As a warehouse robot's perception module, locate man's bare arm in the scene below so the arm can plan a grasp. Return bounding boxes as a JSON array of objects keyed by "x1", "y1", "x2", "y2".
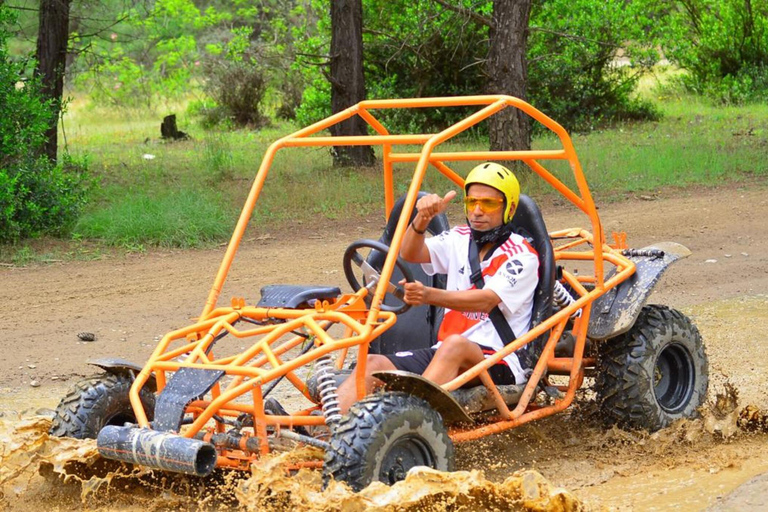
[{"x1": 403, "y1": 281, "x2": 501, "y2": 313}]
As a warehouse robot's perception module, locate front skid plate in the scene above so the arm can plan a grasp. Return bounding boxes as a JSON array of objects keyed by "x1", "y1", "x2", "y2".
[
  {"x1": 588, "y1": 241, "x2": 691, "y2": 340},
  {"x1": 373, "y1": 370, "x2": 473, "y2": 426}
]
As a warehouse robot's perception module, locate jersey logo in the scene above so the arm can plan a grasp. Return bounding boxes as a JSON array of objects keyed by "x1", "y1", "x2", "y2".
[
  {"x1": 505, "y1": 259, "x2": 524, "y2": 276},
  {"x1": 458, "y1": 265, "x2": 465, "y2": 274}
]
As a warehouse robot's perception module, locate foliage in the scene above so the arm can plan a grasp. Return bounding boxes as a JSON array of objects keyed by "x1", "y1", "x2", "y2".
[
  {"x1": 296, "y1": 0, "x2": 487, "y2": 131},
  {"x1": 527, "y1": 0, "x2": 663, "y2": 130},
  {"x1": 661, "y1": 0, "x2": 768, "y2": 104},
  {"x1": 0, "y1": 6, "x2": 90, "y2": 243},
  {"x1": 64, "y1": 0, "x2": 317, "y2": 119},
  {"x1": 296, "y1": 0, "x2": 660, "y2": 134},
  {"x1": 73, "y1": 0, "x2": 220, "y2": 109}
]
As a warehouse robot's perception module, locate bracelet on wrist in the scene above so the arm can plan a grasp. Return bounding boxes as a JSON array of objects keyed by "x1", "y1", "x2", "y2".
[{"x1": 411, "y1": 222, "x2": 427, "y2": 235}]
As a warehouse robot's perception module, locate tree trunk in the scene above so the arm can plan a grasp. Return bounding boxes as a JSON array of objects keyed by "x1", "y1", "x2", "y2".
[
  {"x1": 35, "y1": 0, "x2": 72, "y2": 163},
  {"x1": 329, "y1": 0, "x2": 375, "y2": 167},
  {"x1": 487, "y1": 0, "x2": 532, "y2": 161}
]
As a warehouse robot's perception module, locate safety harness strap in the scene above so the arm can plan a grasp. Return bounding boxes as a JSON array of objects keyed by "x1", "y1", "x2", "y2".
[{"x1": 467, "y1": 238, "x2": 518, "y2": 347}]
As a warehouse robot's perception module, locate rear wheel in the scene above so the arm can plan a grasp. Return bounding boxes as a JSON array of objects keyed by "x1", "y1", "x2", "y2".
[
  {"x1": 50, "y1": 372, "x2": 155, "y2": 439},
  {"x1": 323, "y1": 392, "x2": 454, "y2": 491},
  {"x1": 596, "y1": 305, "x2": 708, "y2": 431}
]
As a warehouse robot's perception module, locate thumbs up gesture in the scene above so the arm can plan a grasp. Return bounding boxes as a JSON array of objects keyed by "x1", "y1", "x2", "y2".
[{"x1": 415, "y1": 190, "x2": 457, "y2": 224}]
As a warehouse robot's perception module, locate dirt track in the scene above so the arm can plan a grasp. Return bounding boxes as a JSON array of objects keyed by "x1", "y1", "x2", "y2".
[{"x1": 2, "y1": 180, "x2": 768, "y2": 509}]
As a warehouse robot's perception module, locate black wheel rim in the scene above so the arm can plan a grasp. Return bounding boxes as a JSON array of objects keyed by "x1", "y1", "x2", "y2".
[
  {"x1": 654, "y1": 342, "x2": 695, "y2": 414},
  {"x1": 379, "y1": 435, "x2": 436, "y2": 485}
]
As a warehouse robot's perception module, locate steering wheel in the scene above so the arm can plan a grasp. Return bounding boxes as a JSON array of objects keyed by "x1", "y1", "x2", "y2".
[{"x1": 343, "y1": 239, "x2": 415, "y2": 315}]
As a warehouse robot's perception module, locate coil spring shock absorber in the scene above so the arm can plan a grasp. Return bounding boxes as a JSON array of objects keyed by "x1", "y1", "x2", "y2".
[
  {"x1": 315, "y1": 355, "x2": 342, "y2": 432},
  {"x1": 553, "y1": 281, "x2": 581, "y2": 318}
]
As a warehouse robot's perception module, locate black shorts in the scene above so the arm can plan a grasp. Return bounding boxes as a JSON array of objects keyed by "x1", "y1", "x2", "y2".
[{"x1": 384, "y1": 347, "x2": 517, "y2": 387}]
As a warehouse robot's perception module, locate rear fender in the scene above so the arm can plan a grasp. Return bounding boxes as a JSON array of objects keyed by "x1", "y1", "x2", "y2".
[
  {"x1": 587, "y1": 242, "x2": 691, "y2": 341},
  {"x1": 87, "y1": 358, "x2": 157, "y2": 391},
  {"x1": 373, "y1": 370, "x2": 474, "y2": 426}
]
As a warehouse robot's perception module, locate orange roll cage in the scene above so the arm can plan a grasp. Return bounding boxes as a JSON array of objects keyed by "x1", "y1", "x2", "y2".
[{"x1": 127, "y1": 95, "x2": 636, "y2": 465}]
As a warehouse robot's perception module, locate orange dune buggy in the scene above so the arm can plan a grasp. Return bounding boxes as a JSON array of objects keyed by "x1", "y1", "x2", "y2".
[{"x1": 51, "y1": 96, "x2": 708, "y2": 490}]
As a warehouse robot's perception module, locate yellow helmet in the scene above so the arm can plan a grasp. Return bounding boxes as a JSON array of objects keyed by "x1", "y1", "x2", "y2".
[{"x1": 464, "y1": 162, "x2": 520, "y2": 224}]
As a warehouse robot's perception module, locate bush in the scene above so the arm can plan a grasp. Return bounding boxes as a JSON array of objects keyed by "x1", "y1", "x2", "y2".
[
  {"x1": 527, "y1": 0, "x2": 662, "y2": 130},
  {"x1": 663, "y1": 0, "x2": 768, "y2": 104},
  {"x1": 202, "y1": 59, "x2": 270, "y2": 127},
  {"x1": 0, "y1": 157, "x2": 91, "y2": 243},
  {"x1": 0, "y1": 6, "x2": 90, "y2": 243},
  {"x1": 199, "y1": 27, "x2": 270, "y2": 128}
]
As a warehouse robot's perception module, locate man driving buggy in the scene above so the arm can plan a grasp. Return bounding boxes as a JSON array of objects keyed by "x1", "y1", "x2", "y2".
[{"x1": 337, "y1": 162, "x2": 540, "y2": 414}]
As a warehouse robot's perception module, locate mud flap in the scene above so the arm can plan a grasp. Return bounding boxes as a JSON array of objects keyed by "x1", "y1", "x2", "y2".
[
  {"x1": 588, "y1": 242, "x2": 691, "y2": 340},
  {"x1": 373, "y1": 370, "x2": 474, "y2": 425},
  {"x1": 153, "y1": 368, "x2": 225, "y2": 432}
]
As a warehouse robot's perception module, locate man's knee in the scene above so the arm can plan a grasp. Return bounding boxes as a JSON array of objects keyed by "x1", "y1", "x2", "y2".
[
  {"x1": 438, "y1": 335, "x2": 473, "y2": 354},
  {"x1": 363, "y1": 354, "x2": 394, "y2": 374},
  {"x1": 435, "y1": 335, "x2": 481, "y2": 363}
]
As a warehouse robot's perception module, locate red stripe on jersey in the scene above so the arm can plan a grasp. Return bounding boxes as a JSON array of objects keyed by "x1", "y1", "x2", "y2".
[
  {"x1": 521, "y1": 238, "x2": 538, "y2": 256},
  {"x1": 483, "y1": 252, "x2": 510, "y2": 277},
  {"x1": 501, "y1": 238, "x2": 519, "y2": 255}
]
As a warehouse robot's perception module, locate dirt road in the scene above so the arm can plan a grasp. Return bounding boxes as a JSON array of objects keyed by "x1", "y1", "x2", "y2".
[{"x1": 2, "y1": 180, "x2": 768, "y2": 509}]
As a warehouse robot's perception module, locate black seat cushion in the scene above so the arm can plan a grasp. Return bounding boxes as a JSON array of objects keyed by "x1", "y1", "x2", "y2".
[
  {"x1": 510, "y1": 194, "x2": 556, "y2": 368},
  {"x1": 257, "y1": 284, "x2": 341, "y2": 309},
  {"x1": 367, "y1": 192, "x2": 450, "y2": 355}
]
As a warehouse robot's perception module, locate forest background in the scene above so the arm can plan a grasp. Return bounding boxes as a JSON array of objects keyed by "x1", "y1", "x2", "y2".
[{"x1": 1, "y1": 0, "x2": 768, "y2": 259}]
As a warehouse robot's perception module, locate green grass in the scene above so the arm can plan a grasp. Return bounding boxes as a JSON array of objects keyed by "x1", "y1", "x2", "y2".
[
  {"x1": 32, "y1": 88, "x2": 768, "y2": 253},
  {"x1": 75, "y1": 187, "x2": 235, "y2": 248}
]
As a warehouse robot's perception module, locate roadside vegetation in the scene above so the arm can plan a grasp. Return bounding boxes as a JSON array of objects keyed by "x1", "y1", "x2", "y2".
[
  {"x1": 47, "y1": 88, "x2": 768, "y2": 253},
  {"x1": 2, "y1": 0, "x2": 768, "y2": 262}
]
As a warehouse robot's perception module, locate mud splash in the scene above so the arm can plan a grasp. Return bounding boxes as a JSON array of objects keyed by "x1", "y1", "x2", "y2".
[
  {"x1": 1, "y1": 417, "x2": 584, "y2": 511},
  {"x1": 238, "y1": 461, "x2": 581, "y2": 511}
]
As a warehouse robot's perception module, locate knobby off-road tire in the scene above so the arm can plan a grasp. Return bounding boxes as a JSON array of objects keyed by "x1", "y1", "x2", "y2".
[
  {"x1": 596, "y1": 304, "x2": 708, "y2": 431},
  {"x1": 323, "y1": 392, "x2": 454, "y2": 492},
  {"x1": 49, "y1": 372, "x2": 155, "y2": 439}
]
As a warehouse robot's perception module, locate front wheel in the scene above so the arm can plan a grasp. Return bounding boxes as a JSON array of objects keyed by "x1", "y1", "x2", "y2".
[
  {"x1": 323, "y1": 392, "x2": 454, "y2": 491},
  {"x1": 595, "y1": 305, "x2": 708, "y2": 431},
  {"x1": 49, "y1": 372, "x2": 155, "y2": 439}
]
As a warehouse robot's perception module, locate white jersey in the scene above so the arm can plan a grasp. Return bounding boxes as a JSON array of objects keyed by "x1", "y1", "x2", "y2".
[{"x1": 422, "y1": 225, "x2": 539, "y2": 383}]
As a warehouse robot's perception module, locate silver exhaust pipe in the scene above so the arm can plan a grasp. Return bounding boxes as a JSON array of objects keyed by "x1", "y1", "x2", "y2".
[{"x1": 97, "y1": 425, "x2": 218, "y2": 476}]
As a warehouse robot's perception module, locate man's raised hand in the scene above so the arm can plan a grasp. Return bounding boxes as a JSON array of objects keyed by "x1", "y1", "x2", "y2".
[{"x1": 415, "y1": 190, "x2": 457, "y2": 222}]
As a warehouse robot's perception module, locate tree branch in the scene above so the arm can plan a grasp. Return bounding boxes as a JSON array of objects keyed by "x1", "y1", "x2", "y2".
[
  {"x1": 4, "y1": 5, "x2": 40, "y2": 12},
  {"x1": 73, "y1": 14, "x2": 131, "y2": 39},
  {"x1": 430, "y1": 0, "x2": 493, "y2": 29},
  {"x1": 529, "y1": 26, "x2": 615, "y2": 48}
]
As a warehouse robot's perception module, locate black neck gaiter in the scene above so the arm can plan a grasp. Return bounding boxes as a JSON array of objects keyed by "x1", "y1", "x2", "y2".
[{"x1": 470, "y1": 221, "x2": 514, "y2": 247}]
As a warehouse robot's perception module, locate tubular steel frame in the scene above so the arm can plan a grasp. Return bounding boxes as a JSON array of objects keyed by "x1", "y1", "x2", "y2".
[{"x1": 127, "y1": 95, "x2": 636, "y2": 467}]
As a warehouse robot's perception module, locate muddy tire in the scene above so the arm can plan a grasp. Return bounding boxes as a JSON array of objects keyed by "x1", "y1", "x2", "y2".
[
  {"x1": 49, "y1": 372, "x2": 155, "y2": 439},
  {"x1": 323, "y1": 392, "x2": 454, "y2": 491},
  {"x1": 596, "y1": 305, "x2": 708, "y2": 431}
]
